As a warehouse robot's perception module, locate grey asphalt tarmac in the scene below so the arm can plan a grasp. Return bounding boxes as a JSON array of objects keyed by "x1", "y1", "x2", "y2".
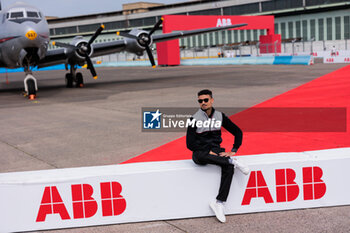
[{"x1": 0, "y1": 64, "x2": 349, "y2": 233}]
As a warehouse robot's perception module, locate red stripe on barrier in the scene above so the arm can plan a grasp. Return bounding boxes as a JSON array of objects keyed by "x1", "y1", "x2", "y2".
[{"x1": 123, "y1": 65, "x2": 350, "y2": 164}]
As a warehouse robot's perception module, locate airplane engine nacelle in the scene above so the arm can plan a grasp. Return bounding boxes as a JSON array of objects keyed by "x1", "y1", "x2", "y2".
[
  {"x1": 124, "y1": 29, "x2": 153, "y2": 56},
  {"x1": 68, "y1": 36, "x2": 94, "y2": 63}
]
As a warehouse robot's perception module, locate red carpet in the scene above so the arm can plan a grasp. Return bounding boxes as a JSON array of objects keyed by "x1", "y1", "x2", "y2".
[{"x1": 123, "y1": 65, "x2": 350, "y2": 164}]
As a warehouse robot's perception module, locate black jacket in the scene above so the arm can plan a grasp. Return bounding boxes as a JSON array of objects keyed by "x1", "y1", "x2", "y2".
[{"x1": 186, "y1": 108, "x2": 243, "y2": 153}]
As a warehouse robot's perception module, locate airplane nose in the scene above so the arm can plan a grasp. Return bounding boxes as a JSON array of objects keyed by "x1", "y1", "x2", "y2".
[{"x1": 25, "y1": 30, "x2": 37, "y2": 40}]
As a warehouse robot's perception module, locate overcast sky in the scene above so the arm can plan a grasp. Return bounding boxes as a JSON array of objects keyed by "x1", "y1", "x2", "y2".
[{"x1": 1, "y1": 0, "x2": 189, "y2": 17}]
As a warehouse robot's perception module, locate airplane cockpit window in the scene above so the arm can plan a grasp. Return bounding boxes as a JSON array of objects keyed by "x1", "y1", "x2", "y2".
[
  {"x1": 7, "y1": 9, "x2": 42, "y2": 22},
  {"x1": 27, "y1": 11, "x2": 39, "y2": 18},
  {"x1": 10, "y1": 11, "x2": 24, "y2": 19}
]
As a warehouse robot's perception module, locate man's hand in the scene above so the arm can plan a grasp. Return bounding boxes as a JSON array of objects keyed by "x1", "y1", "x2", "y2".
[
  {"x1": 209, "y1": 151, "x2": 218, "y2": 156},
  {"x1": 219, "y1": 151, "x2": 236, "y2": 157}
]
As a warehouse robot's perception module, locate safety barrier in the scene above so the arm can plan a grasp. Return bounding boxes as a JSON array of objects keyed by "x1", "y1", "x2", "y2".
[
  {"x1": 0, "y1": 56, "x2": 312, "y2": 74},
  {"x1": 290, "y1": 55, "x2": 313, "y2": 65},
  {"x1": 0, "y1": 65, "x2": 65, "y2": 73},
  {"x1": 0, "y1": 147, "x2": 349, "y2": 232},
  {"x1": 271, "y1": 55, "x2": 312, "y2": 65},
  {"x1": 273, "y1": 56, "x2": 293, "y2": 65},
  {"x1": 255, "y1": 56, "x2": 275, "y2": 65},
  {"x1": 0, "y1": 64, "x2": 80, "y2": 74},
  {"x1": 96, "y1": 61, "x2": 150, "y2": 67},
  {"x1": 181, "y1": 56, "x2": 310, "y2": 66}
]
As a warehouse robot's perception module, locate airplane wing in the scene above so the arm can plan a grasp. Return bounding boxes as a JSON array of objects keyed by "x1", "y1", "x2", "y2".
[
  {"x1": 38, "y1": 40, "x2": 127, "y2": 68},
  {"x1": 37, "y1": 23, "x2": 247, "y2": 68},
  {"x1": 152, "y1": 23, "x2": 247, "y2": 43}
]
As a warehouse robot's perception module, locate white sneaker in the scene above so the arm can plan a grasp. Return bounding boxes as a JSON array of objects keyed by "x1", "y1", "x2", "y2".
[
  {"x1": 230, "y1": 157, "x2": 250, "y2": 175},
  {"x1": 210, "y1": 201, "x2": 226, "y2": 223}
]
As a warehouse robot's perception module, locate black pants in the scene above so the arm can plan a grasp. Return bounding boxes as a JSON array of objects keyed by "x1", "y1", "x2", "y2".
[{"x1": 192, "y1": 150, "x2": 234, "y2": 202}]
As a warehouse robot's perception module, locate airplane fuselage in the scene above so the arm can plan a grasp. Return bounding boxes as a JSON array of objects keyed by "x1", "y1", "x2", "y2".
[
  {"x1": 0, "y1": 3, "x2": 49, "y2": 69},
  {"x1": 0, "y1": 1, "x2": 247, "y2": 100}
]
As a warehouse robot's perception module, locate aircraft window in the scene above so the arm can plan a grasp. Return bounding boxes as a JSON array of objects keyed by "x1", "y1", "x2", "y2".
[
  {"x1": 27, "y1": 11, "x2": 39, "y2": 18},
  {"x1": 10, "y1": 12, "x2": 24, "y2": 19}
]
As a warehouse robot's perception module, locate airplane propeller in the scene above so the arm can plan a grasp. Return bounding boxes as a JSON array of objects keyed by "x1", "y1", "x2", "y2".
[
  {"x1": 52, "y1": 24, "x2": 105, "y2": 79},
  {"x1": 117, "y1": 17, "x2": 163, "y2": 68}
]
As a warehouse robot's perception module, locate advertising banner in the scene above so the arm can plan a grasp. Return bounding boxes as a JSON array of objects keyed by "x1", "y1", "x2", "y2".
[
  {"x1": 320, "y1": 50, "x2": 350, "y2": 63},
  {"x1": 0, "y1": 148, "x2": 349, "y2": 232}
]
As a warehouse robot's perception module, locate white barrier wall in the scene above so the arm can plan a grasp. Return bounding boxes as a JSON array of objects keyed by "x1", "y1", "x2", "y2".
[
  {"x1": 1, "y1": 148, "x2": 350, "y2": 232},
  {"x1": 311, "y1": 50, "x2": 350, "y2": 63}
]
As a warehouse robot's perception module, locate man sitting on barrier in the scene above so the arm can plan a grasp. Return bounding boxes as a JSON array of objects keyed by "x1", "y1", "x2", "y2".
[{"x1": 186, "y1": 89, "x2": 249, "y2": 223}]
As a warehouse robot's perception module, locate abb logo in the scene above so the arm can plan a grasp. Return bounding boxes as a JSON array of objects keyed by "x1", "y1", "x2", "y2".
[
  {"x1": 326, "y1": 58, "x2": 334, "y2": 63},
  {"x1": 36, "y1": 182, "x2": 126, "y2": 222},
  {"x1": 217, "y1": 18, "x2": 232, "y2": 27},
  {"x1": 242, "y1": 167, "x2": 326, "y2": 205},
  {"x1": 331, "y1": 51, "x2": 339, "y2": 56}
]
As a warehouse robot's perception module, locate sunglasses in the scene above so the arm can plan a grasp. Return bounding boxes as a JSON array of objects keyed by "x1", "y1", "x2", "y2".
[{"x1": 198, "y1": 98, "x2": 209, "y2": 104}]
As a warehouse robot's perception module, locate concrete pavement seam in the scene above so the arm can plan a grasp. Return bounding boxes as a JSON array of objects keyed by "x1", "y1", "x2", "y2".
[
  {"x1": 0, "y1": 139, "x2": 58, "y2": 169},
  {"x1": 163, "y1": 220, "x2": 188, "y2": 233}
]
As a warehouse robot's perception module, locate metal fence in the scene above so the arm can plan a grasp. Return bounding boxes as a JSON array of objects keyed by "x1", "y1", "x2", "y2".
[
  {"x1": 180, "y1": 39, "x2": 350, "y2": 59},
  {"x1": 93, "y1": 39, "x2": 350, "y2": 63}
]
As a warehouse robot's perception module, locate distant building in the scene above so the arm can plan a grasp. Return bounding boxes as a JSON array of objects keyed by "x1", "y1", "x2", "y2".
[
  {"x1": 47, "y1": 0, "x2": 350, "y2": 50},
  {"x1": 122, "y1": 2, "x2": 164, "y2": 15},
  {"x1": 45, "y1": 16, "x2": 59, "y2": 20}
]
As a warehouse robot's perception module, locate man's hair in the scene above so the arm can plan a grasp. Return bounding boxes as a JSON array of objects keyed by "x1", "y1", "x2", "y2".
[{"x1": 197, "y1": 89, "x2": 213, "y2": 98}]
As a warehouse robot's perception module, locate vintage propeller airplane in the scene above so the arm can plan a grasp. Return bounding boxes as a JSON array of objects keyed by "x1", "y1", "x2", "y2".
[{"x1": 0, "y1": 1, "x2": 247, "y2": 99}]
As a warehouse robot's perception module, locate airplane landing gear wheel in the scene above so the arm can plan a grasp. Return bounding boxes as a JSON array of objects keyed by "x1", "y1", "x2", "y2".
[
  {"x1": 76, "y1": 72, "x2": 84, "y2": 88},
  {"x1": 27, "y1": 79, "x2": 36, "y2": 100},
  {"x1": 65, "y1": 73, "x2": 73, "y2": 88}
]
